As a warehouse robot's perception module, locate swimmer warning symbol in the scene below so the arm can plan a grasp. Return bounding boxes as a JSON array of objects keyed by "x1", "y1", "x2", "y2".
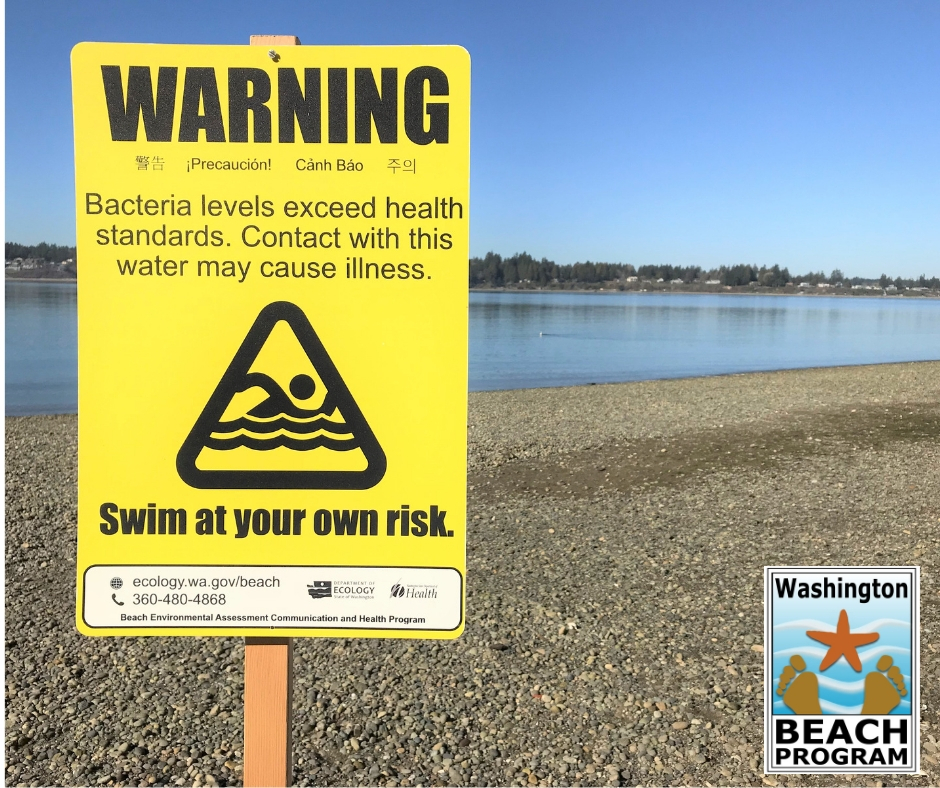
[{"x1": 176, "y1": 301, "x2": 386, "y2": 489}]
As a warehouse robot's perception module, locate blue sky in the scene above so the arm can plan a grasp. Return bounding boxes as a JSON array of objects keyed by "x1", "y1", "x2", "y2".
[{"x1": 6, "y1": 0, "x2": 940, "y2": 278}]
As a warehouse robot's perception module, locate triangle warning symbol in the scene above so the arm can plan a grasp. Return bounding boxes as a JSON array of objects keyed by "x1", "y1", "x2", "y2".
[{"x1": 177, "y1": 301, "x2": 386, "y2": 489}]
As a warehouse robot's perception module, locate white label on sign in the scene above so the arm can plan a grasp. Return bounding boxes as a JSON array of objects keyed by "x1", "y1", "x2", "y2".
[{"x1": 84, "y1": 565, "x2": 462, "y2": 631}]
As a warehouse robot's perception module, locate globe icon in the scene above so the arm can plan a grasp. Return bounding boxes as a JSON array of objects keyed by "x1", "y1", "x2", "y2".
[{"x1": 110, "y1": 577, "x2": 123, "y2": 590}]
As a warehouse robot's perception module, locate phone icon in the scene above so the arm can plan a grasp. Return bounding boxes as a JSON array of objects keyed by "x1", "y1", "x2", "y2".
[{"x1": 111, "y1": 593, "x2": 124, "y2": 606}]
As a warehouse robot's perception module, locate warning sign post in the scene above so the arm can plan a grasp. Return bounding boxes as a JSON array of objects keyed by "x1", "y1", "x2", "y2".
[{"x1": 72, "y1": 41, "x2": 470, "y2": 640}]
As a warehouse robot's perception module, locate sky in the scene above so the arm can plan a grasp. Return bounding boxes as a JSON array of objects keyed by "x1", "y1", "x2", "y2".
[{"x1": 6, "y1": 0, "x2": 940, "y2": 279}]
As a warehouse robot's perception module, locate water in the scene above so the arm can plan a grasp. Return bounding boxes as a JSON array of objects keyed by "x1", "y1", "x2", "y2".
[
  {"x1": 470, "y1": 291, "x2": 940, "y2": 390},
  {"x1": 7, "y1": 283, "x2": 940, "y2": 415},
  {"x1": 6, "y1": 281, "x2": 77, "y2": 416}
]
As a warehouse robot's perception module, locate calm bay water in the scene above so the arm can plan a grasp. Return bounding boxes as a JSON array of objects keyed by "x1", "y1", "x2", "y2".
[
  {"x1": 6, "y1": 281, "x2": 77, "y2": 416},
  {"x1": 468, "y1": 291, "x2": 940, "y2": 390},
  {"x1": 6, "y1": 282, "x2": 940, "y2": 414}
]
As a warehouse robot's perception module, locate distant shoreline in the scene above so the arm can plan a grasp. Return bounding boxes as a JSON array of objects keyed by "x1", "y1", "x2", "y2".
[
  {"x1": 470, "y1": 285, "x2": 937, "y2": 300},
  {"x1": 5, "y1": 276, "x2": 76, "y2": 284},
  {"x1": 8, "y1": 276, "x2": 937, "y2": 301}
]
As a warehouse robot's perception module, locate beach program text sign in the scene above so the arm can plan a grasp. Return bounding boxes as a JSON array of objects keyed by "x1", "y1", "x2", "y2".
[{"x1": 72, "y1": 42, "x2": 470, "y2": 637}]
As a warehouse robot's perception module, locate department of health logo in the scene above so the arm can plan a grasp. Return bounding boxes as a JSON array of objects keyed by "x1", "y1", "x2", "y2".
[
  {"x1": 764, "y1": 567, "x2": 919, "y2": 774},
  {"x1": 390, "y1": 581, "x2": 437, "y2": 600}
]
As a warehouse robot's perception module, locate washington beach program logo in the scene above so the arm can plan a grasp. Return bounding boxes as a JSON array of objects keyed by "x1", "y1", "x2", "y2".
[{"x1": 764, "y1": 567, "x2": 919, "y2": 774}]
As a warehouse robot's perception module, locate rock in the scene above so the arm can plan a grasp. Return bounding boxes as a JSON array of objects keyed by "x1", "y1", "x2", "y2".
[{"x1": 10, "y1": 364, "x2": 940, "y2": 787}]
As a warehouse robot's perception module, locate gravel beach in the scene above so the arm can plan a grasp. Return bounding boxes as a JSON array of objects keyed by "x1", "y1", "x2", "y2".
[{"x1": 6, "y1": 362, "x2": 940, "y2": 788}]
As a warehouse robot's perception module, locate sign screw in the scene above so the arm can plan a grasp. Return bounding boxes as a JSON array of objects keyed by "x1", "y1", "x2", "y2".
[{"x1": 268, "y1": 50, "x2": 280, "y2": 62}]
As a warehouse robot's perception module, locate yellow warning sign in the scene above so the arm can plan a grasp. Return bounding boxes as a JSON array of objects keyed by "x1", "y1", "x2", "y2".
[{"x1": 72, "y1": 43, "x2": 469, "y2": 638}]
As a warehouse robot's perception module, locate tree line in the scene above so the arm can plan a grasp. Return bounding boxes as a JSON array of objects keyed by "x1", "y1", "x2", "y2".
[
  {"x1": 468, "y1": 252, "x2": 632, "y2": 287},
  {"x1": 469, "y1": 252, "x2": 940, "y2": 290},
  {"x1": 6, "y1": 243, "x2": 937, "y2": 290},
  {"x1": 6, "y1": 242, "x2": 77, "y2": 264}
]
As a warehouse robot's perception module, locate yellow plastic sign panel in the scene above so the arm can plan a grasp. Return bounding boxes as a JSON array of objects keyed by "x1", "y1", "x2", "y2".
[{"x1": 72, "y1": 43, "x2": 469, "y2": 638}]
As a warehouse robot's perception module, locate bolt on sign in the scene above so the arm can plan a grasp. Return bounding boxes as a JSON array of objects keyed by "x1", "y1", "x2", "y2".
[
  {"x1": 72, "y1": 43, "x2": 470, "y2": 638},
  {"x1": 764, "y1": 566, "x2": 920, "y2": 774}
]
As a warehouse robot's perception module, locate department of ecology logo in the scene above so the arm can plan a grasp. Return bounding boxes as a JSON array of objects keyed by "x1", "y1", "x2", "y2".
[
  {"x1": 177, "y1": 301, "x2": 386, "y2": 489},
  {"x1": 308, "y1": 579, "x2": 375, "y2": 600},
  {"x1": 765, "y1": 566, "x2": 919, "y2": 774},
  {"x1": 307, "y1": 581, "x2": 332, "y2": 599}
]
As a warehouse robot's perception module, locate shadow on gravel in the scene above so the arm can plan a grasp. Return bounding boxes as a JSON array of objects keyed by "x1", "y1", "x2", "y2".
[{"x1": 471, "y1": 402, "x2": 940, "y2": 499}]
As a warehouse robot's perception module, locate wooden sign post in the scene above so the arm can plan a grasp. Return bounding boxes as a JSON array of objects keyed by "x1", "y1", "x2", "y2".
[
  {"x1": 242, "y1": 35, "x2": 300, "y2": 788},
  {"x1": 244, "y1": 636, "x2": 293, "y2": 786},
  {"x1": 242, "y1": 34, "x2": 301, "y2": 788}
]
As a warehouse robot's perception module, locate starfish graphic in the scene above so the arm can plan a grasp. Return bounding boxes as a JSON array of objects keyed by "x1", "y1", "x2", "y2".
[{"x1": 806, "y1": 609, "x2": 879, "y2": 672}]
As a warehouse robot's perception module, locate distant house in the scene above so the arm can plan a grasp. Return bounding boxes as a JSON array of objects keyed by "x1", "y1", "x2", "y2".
[
  {"x1": 705, "y1": 279, "x2": 721, "y2": 285},
  {"x1": 670, "y1": 278, "x2": 683, "y2": 284},
  {"x1": 626, "y1": 276, "x2": 638, "y2": 282}
]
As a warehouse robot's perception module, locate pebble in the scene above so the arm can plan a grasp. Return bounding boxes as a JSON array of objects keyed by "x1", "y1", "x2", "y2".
[{"x1": 7, "y1": 363, "x2": 940, "y2": 786}]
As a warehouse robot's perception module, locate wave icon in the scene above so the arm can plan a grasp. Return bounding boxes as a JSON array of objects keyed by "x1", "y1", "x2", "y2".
[
  {"x1": 773, "y1": 697, "x2": 912, "y2": 715},
  {"x1": 207, "y1": 372, "x2": 360, "y2": 452},
  {"x1": 773, "y1": 644, "x2": 911, "y2": 668},
  {"x1": 774, "y1": 618, "x2": 911, "y2": 635},
  {"x1": 775, "y1": 647, "x2": 910, "y2": 715}
]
